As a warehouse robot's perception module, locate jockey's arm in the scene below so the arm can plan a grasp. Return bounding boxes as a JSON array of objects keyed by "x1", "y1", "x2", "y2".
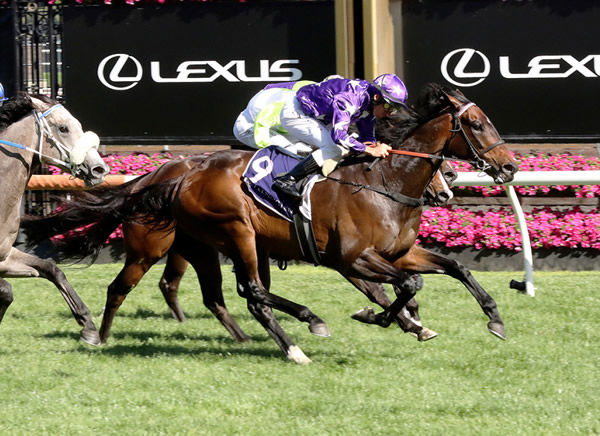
[{"x1": 331, "y1": 94, "x2": 391, "y2": 157}]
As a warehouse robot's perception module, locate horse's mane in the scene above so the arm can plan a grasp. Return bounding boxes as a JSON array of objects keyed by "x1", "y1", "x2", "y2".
[
  {"x1": 411, "y1": 82, "x2": 469, "y2": 118},
  {"x1": 0, "y1": 93, "x2": 57, "y2": 132},
  {"x1": 376, "y1": 82, "x2": 468, "y2": 147}
]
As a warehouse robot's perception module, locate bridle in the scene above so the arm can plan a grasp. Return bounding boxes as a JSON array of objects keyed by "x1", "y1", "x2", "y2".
[
  {"x1": 327, "y1": 100, "x2": 506, "y2": 207},
  {"x1": 447, "y1": 102, "x2": 505, "y2": 171},
  {"x1": 387, "y1": 101, "x2": 505, "y2": 172},
  {"x1": 0, "y1": 103, "x2": 97, "y2": 177}
]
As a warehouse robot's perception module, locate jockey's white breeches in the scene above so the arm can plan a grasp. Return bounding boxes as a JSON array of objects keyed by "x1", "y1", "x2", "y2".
[
  {"x1": 233, "y1": 109, "x2": 256, "y2": 148},
  {"x1": 279, "y1": 98, "x2": 348, "y2": 166},
  {"x1": 233, "y1": 91, "x2": 315, "y2": 155}
]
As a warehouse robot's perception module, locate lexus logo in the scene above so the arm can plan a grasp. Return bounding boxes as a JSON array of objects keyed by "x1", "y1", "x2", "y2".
[
  {"x1": 441, "y1": 48, "x2": 490, "y2": 87},
  {"x1": 97, "y1": 54, "x2": 143, "y2": 91},
  {"x1": 441, "y1": 48, "x2": 600, "y2": 87},
  {"x1": 97, "y1": 53, "x2": 303, "y2": 91}
]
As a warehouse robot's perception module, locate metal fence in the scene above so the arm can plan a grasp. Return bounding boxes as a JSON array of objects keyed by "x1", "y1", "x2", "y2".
[{"x1": 14, "y1": 0, "x2": 63, "y2": 99}]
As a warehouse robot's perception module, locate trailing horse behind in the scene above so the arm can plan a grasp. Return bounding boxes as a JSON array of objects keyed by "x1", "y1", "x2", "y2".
[{"x1": 0, "y1": 93, "x2": 110, "y2": 344}]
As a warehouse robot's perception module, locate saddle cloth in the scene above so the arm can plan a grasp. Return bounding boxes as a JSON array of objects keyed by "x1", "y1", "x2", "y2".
[{"x1": 242, "y1": 146, "x2": 318, "y2": 222}]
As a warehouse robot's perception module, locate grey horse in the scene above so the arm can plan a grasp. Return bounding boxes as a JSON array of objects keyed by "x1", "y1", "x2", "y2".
[{"x1": 0, "y1": 93, "x2": 109, "y2": 344}]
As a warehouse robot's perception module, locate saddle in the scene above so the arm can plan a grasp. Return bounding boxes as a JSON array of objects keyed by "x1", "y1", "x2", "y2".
[{"x1": 242, "y1": 146, "x2": 321, "y2": 265}]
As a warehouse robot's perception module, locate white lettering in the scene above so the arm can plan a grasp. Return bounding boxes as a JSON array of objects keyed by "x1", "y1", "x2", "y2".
[
  {"x1": 500, "y1": 55, "x2": 599, "y2": 79},
  {"x1": 99, "y1": 54, "x2": 304, "y2": 90},
  {"x1": 150, "y1": 59, "x2": 301, "y2": 83},
  {"x1": 269, "y1": 59, "x2": 303, "y2": 82}
]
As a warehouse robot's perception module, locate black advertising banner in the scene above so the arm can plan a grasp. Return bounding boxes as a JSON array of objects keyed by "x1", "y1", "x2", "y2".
[
  {"x1": 402, "y1": 1, "x2": 600, "y2": 141},
  {"x1": 0, "y1": 7, "x2": 16, "y2": 97},
  {"x1": 62, "y1": 2, "x2": 335, "y2": 144}
]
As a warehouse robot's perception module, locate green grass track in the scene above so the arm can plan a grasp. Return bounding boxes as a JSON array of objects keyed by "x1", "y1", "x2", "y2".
[{"x1": 0, "y1": 265, "x2": 598, "y2": 435}]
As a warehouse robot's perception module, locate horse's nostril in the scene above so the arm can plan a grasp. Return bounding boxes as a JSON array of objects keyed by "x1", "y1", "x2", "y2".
[
  {"x1": 503, "y1": 163, "x2": 518, "y2": 174},
  {"x1": 92, "y1": 164, "x2": 109, "y2": 176},
  {"x1": 444, "y1": 172, "x2": 457, "y2": 184}
]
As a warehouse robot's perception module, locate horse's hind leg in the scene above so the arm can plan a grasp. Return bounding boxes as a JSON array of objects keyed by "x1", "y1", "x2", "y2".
[
  {"x1": 0, "y1": 279, "x2": 14, "y2": 322},
  {"x1": 159, "y1": 251, "x2": 188, "y2": 322},
  {"x1": 99, "y1": 260, "x2": 154, "y2": 344},
  {"x1": 0, "y1": 248, "x2": 100, "y2": 345},
  {"x1": 345, "y1": 276, "x2": 437, "y2": 341}
]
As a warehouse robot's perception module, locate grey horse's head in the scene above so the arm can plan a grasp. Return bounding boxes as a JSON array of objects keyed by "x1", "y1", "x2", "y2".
[{"x1": 31, "y1": 97, "x2": 110, "y2": 186}]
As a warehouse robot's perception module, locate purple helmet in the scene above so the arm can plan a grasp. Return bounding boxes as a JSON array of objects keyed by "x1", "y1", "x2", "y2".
[
  {"x1": 372, "y1": 74, "x2": 407, "y2": 105},
  {"x1": 0, "y1": 83, "x2": 6, "y2": 105}
]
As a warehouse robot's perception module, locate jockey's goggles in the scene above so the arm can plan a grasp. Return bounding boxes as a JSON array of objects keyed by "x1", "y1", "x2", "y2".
[{"x1": 382, "y1": 100, "x2": 402, "y2": 114}]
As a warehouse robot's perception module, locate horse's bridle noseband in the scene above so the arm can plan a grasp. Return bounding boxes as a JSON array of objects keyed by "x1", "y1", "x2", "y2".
[{"x1": 33, "y1": 104, "x2": 74, "y2": 169}]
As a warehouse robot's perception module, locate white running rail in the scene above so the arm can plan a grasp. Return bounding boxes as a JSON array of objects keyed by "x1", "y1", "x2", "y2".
[{"x1": 452, "y1": 170, "x2": 600, "y2": 296}]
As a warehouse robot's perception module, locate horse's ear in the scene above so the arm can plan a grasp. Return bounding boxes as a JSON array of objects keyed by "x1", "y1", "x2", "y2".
[
  {"x1": 29, "y1": 97, "x2": 46, "y2": 112},
  {"x1": 444, "y1": 93, "x2": 463, "y2": 110}
]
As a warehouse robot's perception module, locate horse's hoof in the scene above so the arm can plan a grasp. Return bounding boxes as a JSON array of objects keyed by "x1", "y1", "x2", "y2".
[
  {"x1": 418, "y1": 327, "x2": 438, "y2": 341},
  {"x1": 309, "y1": 321, "x2": 331, "y2": 337},
  {"x1": 351, "y1": 307, "x2": 376, "y2": 324},
  {"x1": 80, "y1": 328, "x2": 101, "y2": 346},
  {"x1": 170, "y1": 309, "x2": 186, "y2": 323},
  {"x1": 488, "y1": 322, "x2": 506, "y2": 340},
  {"x1": 287, "y1": 345, "x2": 312, "y2": 365}
]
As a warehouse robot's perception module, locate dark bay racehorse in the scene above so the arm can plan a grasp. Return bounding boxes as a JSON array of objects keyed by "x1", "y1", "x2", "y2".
[
  {"x1": 23, "y1": 157, "x2": 454, "y2": 344},
  {"x1": 24, "y1": 84, "x2": 517, "y2": 362},
  {"x1": 0, "y1": 93, "x2": 110, "y2": 344}
]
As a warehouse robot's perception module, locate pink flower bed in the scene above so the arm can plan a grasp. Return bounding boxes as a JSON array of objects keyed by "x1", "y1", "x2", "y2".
[
  {"x1": 419, "y1": 206, "x2": 600, "y2": 251},
  {"x1": 48, "y1": 152, "x2": 600, "y2": 251},
  {"x1": 49, "y1": 153, "x2": 185, "y2": 176}
]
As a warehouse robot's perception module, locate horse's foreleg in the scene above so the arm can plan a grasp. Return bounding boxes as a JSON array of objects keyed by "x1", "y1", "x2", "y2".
[
  {"x1": 234, "y1": 264, "x2": 311, "y2": 364},
  {"x1": 0, "y1": 279, "x2": 14, "y2": 323},
  {"x1": 159, "y1": 251, "x2": 189, "y2": 322},
  {"x1": 226, "y1": 229, "x2": 313, "y2": 363},
  {"x1": 99, "y1": 261, "x2": 152, "y2": 344},
  {"x1": 393, "y1": 245, "x2": 505, "y2": 340},
  {"x1": 257, "y1": 249, "x2": 330, "y2": 338},
  {"x1": 179, "y1": 242, "x2": 250, "y2": 343},
  {"x1": 0, "y1": 248, "x2": 99, "y2": 345}
]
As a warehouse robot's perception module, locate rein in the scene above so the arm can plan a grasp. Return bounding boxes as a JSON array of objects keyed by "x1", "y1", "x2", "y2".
[
  {"x1": 387, "y1": 102, "x2": 505, "y2": 171},
  {"x1": 325, "y1": 174, "x2": 424, "y2": 207},
  {"x1": 327, "y1": 100, "x2": 505, "y2": 205}
]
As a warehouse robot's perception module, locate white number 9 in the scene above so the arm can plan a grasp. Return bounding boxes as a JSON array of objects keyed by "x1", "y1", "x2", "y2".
[{"x1": 249, "y1": 156, "x2": 274, "y2": 184}]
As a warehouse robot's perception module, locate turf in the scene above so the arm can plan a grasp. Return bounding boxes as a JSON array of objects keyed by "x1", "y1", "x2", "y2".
[{"x1": 0, "y1": 264, "x2": 598, "y2": 435}]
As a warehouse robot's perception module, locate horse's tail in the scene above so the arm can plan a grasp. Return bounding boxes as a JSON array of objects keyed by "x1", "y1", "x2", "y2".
[{"x1": 22, "y1": 173, "x2": 181, "y2": 262}]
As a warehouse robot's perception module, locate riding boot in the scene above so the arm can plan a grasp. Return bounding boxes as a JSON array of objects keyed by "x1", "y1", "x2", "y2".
[{"x1": 273, "y1": 155, "x2": 320, "y2": 201}]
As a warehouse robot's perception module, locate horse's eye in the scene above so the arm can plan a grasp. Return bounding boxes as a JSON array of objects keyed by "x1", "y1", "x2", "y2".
[
  {"x1": 58, "y1": 125, "x2": 69, "y2": 134},
  {"x1": 471, "y1": 120, "x2": 483, "y2": 131}
]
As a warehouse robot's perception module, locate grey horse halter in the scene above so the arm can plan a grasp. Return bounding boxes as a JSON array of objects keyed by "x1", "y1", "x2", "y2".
[{"x1": 0, "y1": 104, "x2": 96, "y2": 177}]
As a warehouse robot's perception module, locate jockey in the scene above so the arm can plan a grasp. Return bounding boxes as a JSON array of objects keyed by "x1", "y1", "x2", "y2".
[
  {"x1": 233, "y1": 80, "x2": 316, "y2": 153},
  {"x1": 0, "y1": 82, "x2": 7, "y2": 107},
  {"x1": 272, "y1": 74, "x2": 408, "y2": 200}
]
